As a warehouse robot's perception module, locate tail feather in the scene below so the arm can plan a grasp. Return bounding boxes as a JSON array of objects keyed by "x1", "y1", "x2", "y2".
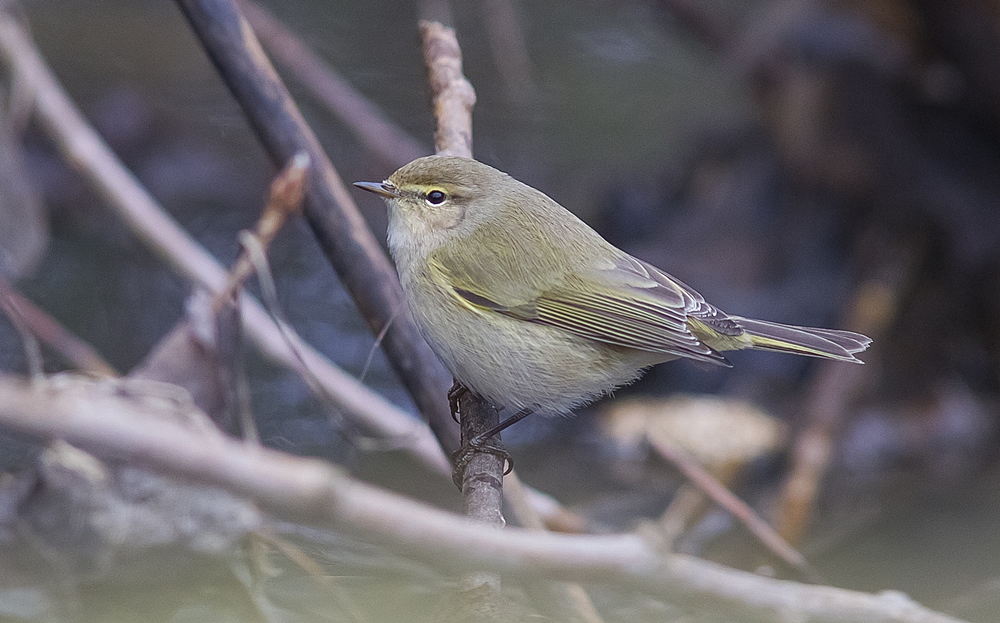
[{"x1": 730, "y1": 316, "x2": 872, "y2": 363}]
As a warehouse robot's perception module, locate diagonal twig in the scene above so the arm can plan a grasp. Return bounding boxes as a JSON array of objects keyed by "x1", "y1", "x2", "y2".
[
  {"x1": 649, "y1": 436, "x2": 820, "y2": 581},
  {"x1": 174, "y1": 0, "x2": 460, "y2": 455},
  {"x1": 776, "y1": 237, "x2": 917, "y2": 545}
]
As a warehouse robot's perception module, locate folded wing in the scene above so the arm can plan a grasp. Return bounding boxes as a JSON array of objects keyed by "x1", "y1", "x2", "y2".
[{"x1": 437, "y1": 252, "x2": 732, "y2": 366}]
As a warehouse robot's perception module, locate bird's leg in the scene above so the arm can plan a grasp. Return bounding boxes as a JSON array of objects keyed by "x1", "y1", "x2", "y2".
[
  {"x1": 447, "y1": 381, "x2": 467, "y2": 424},
  {"x1": 451, "y1": 407, "x2": 535, "y2": 486},
  {"x1": 449, "y1": 386, "x2": 518, "y2": 488},
  {"x1": 468, "y1": 407, "x2": 535, "y2": 450}
]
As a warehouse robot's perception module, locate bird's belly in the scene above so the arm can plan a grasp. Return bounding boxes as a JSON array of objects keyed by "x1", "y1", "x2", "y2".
[{"x1": 404, "y1": 280, "x2": 659, "y2": 414}]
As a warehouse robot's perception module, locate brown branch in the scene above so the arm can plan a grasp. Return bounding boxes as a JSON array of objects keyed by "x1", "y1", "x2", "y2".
[
  {"x1": 456, "y1": 390, "x2": 505, "y2": 526},
  {"x1": 238, "y1": 0, "x2": 428, "y2": 169},
  {"x1": 649, "y1": 436, "x2": 819, "y2": 581},
  {"x1": 776, "y1": 240, "x2": 916, "y2": 545},
  {"x1": 0, "y1": 376, "x2": 968, "y2": 623},
  {"x1": 174, "y1": 0, "x2": 460, "y2": 455},
  {"x1": 0, "y1": 12, "x2": 451, "y2": 475}
]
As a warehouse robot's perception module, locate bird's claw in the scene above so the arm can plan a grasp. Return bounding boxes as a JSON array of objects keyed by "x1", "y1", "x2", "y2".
[{"x1": 451, "y1": 439, "x2": 513, "y2": 489}]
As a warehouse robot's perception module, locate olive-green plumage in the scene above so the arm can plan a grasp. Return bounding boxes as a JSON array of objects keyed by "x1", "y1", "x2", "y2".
[{"x1": 355, "y1": 156, "x2": 871, "y2": 414}]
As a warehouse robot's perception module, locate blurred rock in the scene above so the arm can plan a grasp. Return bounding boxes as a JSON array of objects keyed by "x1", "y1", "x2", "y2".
[
  {"x1": 601, "y1": 395, "x2": 787, "y2": 479},
  {"x1": 0, "y1": 375, "x2": 261, "y2": 583}
]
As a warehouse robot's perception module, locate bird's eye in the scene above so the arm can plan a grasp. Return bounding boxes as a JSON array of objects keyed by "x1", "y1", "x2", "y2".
[{"x1": 425, "y1": 190, "x2": 447, "y2": 205}]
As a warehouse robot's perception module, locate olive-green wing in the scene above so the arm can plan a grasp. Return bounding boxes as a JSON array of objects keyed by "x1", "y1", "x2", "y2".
[{"x1": 433, "y1": 252, "x2": 732, "y2": 366}]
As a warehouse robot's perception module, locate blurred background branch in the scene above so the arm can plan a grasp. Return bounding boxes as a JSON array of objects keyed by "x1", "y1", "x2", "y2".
[
  {"x1": 0, "y1": 375, "x2": 968, "y2": 623},
  {"x1": 0, "y1": 10, "x2": 451, "y2": 474}
]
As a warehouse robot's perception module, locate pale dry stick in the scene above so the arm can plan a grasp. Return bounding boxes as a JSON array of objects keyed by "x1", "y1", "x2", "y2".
[
  {"x1": 420, "y1": 21, "x2": 508, "y2": 621},
  {"x1": 0, "y1": 377, "x2": 968, "y2": 623},
  {"x1": 238, "y1": 0, "x2": 427, "y2": 169},
  {"x1": 421, "y1": 20, "x2": 476, "y2": 158},
  {"x1": 0, "y1": 13, "x2": 450, "y2": 477},
  {"x1": 656, "y1": 484, "x2": 706, "y2": 547},
  {"x1": 421, "y1": 20, "x2": 606, "y2": 623}
]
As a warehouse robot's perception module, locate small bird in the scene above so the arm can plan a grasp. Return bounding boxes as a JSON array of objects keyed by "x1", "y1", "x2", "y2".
[{"x1": 356, "y1": 156, "x2": 871, "y2": 428}]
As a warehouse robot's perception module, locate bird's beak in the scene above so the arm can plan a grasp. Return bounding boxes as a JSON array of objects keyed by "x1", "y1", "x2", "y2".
[{"x1": 353, "y1": 181, "x2": 400, "y2": 199}]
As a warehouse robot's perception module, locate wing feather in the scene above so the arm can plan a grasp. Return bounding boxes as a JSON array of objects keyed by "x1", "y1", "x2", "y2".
[{"x1": 438, "y1": 252, "x2": 731, "y2": 366}]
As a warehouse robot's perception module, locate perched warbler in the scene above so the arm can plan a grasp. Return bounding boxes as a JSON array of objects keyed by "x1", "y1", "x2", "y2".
[{"x1": 356, "y1": 156, "x2": 871, "y2": 420}]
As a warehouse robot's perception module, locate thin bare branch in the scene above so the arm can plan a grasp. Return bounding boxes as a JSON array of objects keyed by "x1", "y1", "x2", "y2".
[
  {"x1": 419, "y1": 19, "x2": 603, "y2": 622},
  {"x1": 418, "y1": 18, "x2": 504, "y2": 516},
  {"x1": 421, "y1": 20, "x2": 476, "y2": 158},
  {"x1": 419, "y1": 20, "x2": 509, "y2": 621},
  {"x1": 174, "y1": 0, "x2": 460, "y2": 454},
  {"x1": 220, "y1": 151, "x2": 309, "y2": 307},
  {"x1": 455, "y1": 391, "x2": 505, "y2": 527}
]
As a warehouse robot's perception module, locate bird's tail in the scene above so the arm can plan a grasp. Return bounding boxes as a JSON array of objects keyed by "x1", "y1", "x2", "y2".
[{"x1": 731, "y1": 316, "x2": 872, "y2": 364}]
